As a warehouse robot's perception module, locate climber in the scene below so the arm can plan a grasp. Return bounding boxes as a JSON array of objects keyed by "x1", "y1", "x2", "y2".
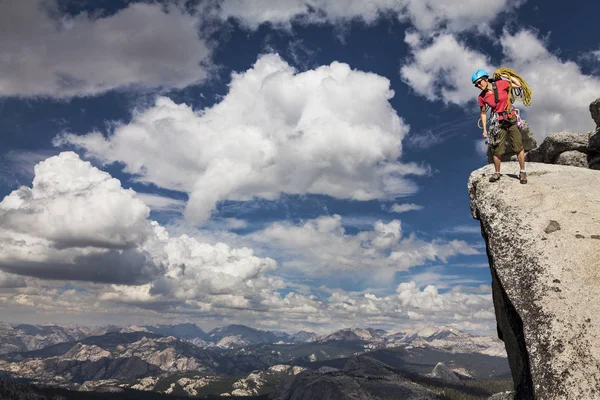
[{"x1": 473, "y1": 69, "x2": 527, "y2": 184}]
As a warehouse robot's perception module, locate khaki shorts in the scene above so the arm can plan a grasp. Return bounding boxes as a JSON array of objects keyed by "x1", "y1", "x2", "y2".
[{"x1": 491, "y1": 116, "x2": 523, "y2": 157}]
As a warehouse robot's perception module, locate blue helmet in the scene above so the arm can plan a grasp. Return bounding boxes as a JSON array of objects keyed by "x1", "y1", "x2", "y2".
[{"x1": 471, "y1": 69, "x2": 489, "y2": 83}]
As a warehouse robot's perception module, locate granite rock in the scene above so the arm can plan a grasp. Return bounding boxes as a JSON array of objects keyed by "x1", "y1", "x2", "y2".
[
  {"x1": 525, "y1": 132, "x2": 589, "y2": 164},
  {"x1": 555, "y1": 150, "x2": 588, "y2": 168},
  {"x1": 469, "y1": 162, "x2": 600, "y2": 399}
]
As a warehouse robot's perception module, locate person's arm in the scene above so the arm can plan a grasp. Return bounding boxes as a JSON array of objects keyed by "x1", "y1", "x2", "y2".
[
  {"x1": 480, "y1": 105, "x2": 487, "y2": 138},
  {"x1": 500, "y1": 74, "x2": 522, "y2": 88}
]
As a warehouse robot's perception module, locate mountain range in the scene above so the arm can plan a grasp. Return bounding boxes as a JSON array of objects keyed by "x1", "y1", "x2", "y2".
[{"x1": 0, "y1": 322, "x2": 511, "y2": 398}]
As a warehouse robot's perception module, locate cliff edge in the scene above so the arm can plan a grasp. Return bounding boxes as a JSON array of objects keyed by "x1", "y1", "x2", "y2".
[{"x1": 469, "y1": 162, "x2": 600, "y2": 399}]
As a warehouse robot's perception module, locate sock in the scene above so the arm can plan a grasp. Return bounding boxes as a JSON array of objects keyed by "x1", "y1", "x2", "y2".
[{"x1": 520, "y1": 169, "x2": 526, "y2": 173}]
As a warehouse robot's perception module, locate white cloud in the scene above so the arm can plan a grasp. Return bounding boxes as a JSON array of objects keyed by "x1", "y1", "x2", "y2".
[
  {"x1": 0, "y1": 152, "x2": 277, "y2": 292},
  {"x1": 0, "y1": 152, "x2": 150, "y2": 249},
  {"x1": 0, "y1": 152, "x2": 161, "y2": 284},
  {"x1": 0, "y1": 151, "x2": 492, "y2": 333},
  {"x1": 407, "y1": 310, "x2": 425, "y2": 320},
  {"x1": 400, "y1": 33, "x2": 492, "y2": 104},
  {"x1": 501, "y1": 30, "x2": 600, "y2": 136},
  {"x1": 0, "y1": 0, "x2": 211, "y2": 98},
  {"x1": 404, "y1": 268, "x2": 487, "y2": 290},
  {"x1": 223, "y1": 218, "x2": 249, "y2": 229},
  {"x1": 390, "y1": 203, "x2": 423, "y2": 213},
  {"x1": 57, "y1": 54, "x2": 425, "y2": 224},
  {"x1": 145, "y1": 223, "x2": 278, "y2": 297},
  {"x1": 252, "y1": 215, "x2": 479, "y2": 275},
  {"x1": 1, "y1": 277, "x2": 496, "y2": 333},
  {"x1": 103, "y1": 236, "x2": 280, "y2": 310},
  {"x1": 443, "y1": 225, "x2": 481, "y2": 234},
  {"x1": 396, "y1": 281, "x2": 486, "y2": 314},
  {"x1": 136, "y1": 193, "x2": 186, "y2": 212},
  {"x1": 217, "y1": 0, "x2": 522, "y2": 33},
  {"x1": 0, "y1": 152, "x2": 308, "y2": 320},
  {"x1": 399, "y1": 0, "x2": 523, "y2": 33},
  {"x1": 400, "y1": 30, "x2": 600, "y2": 139},
  {"x1": 321, "y1": 281, "x2": 494, "y2": 331}
]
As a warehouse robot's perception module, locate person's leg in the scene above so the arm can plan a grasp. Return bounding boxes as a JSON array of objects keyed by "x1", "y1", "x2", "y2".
[
  {"x1": 508, "y1": 118, "x2": 527, "y2": 183},
  {"x1": 517, "y1": 149, "x2": 525, "y2": 171},
  {"x1": 493, "y1": 154, "x2": 501, "y2": 173},
  {"x1": 489, "y1": 126, "x2": 506, "y2": 182}
]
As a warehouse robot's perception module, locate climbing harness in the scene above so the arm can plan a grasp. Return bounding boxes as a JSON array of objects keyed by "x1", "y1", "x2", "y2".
[{"x1": 476, "y1": 68, "x2": 533, "y2": 148}]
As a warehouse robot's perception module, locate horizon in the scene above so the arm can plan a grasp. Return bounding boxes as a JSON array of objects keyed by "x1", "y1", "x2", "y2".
[
  {"x1": 1, "y1": 320, "x2": 476, "y2": 337},
  {"x1": 1, "y1": 0, "x2": 599, "y2": 336}
]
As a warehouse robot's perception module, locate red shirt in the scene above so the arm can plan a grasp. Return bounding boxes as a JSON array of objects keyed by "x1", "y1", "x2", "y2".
[{"x1": 478, "y1": 79, "x2": 513, "y2": 119}]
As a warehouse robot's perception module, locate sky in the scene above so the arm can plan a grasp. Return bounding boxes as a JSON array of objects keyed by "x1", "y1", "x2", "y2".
[{"x1": 0, "y1": 0, "x2": 599, "y2": 334}]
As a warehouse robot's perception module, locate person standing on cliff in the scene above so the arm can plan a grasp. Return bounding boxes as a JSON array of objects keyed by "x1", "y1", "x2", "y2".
[{"x1": 473, "y1": 69, "x2": 527, "y2": 184}]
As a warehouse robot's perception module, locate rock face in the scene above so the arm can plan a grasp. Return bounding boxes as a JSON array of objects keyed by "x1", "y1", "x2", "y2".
[
  {"x1": 555, "y1": 150, "x2": 588, "y2": 167},
  {"x1": 271, "y1": 356, "x2": 439, "y2": 400},
  {"x1": 524, "y1": 98, "x2": 600, "y2": 169},
  {"x1": 469, "y1": 162, "x2": 600, "y2": 399},
  {"x1": 487, "y1": 392, "x2": 515, "y2": 400},
  {"x1": 589, "y1": 99, "x2": 600, "y2": 170},
  {"x1": 589, "y1": 133, "x2": 600, "y2": 170},
  {"x1": 431, "y1": 362, "x2": 460, "y2": 382},
  {"x1": 525, "y1": 131, "x2": 590, "y2": 165},
  {"x1": 590, "y1": 98, "x2": 600, "y2": 127}
]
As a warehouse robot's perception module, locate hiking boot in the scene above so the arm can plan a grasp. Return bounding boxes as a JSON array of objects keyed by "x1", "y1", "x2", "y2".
[
  {"x1": 520, "y1": 171, "x2": 527, "y2": 184},
  {"x1": 489, "y1": 173, "x2": 501, "y2": 182}
]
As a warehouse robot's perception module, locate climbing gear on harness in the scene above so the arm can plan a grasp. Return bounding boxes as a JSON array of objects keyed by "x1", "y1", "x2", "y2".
[
  {"x1": 472, "y1": 69, "x2": 489, "y2": 84},
  {"x1": 485, "y1": 112, "x2": 502, "y2": 147},
  {"x1": 514, "y1": 108, "x2": 524, "y2": 129},
  {"x1": 477, "y1": 67, "x2": 533, "y2": 151},
  {"x1": 489, "y1": 173, "x2": 501, "y2": 182}
]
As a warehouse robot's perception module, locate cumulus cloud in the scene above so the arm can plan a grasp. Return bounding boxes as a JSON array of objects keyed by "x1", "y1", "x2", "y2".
[
  {"x1": 0, "y1": 0, "x2": 211, "y2": 98},
  {"x1": 390, "y1": 203, "x2": 423, "y2": 213},
  {"x1": 1, "y1": 276, "x2": 496, "y2": 333},
  {"x1": 0, "y1": 152, "x2": 162, "y2": 284},
  {"x1": 0, "y1": 237, "x2": 159, "y2": 285},
  {"x1": 0, "y1": 151, "x2": 294, "y2": 318},
  {"x1": 0, "y1": 152, "x2": 279, "y2": 291},
  {"x1": 401, "y1": 30, "x2": 600, "y2": 138},
  {"x1": 0, "y1": 152, "x2": 491, "y2": 331},
  {"x1": 320, "y1": 280, "x2": 494, "y2": 332},
  {"x1": 395, "y1": 281, "x2": 489, "y2": 315},
  {"x1": 57, "y1": 54, "x2": 426, "y2": 224},
  {"x1": 501, "y1": 30, "x2": 600, "y2": 136},
  {"x1": 0, "y1": 152, "x2": 150, "y2": 249},
  {"x1": 400, "y1": 34, "x2": 492, "y2": 104},
  {"x1": 217, "y1": 0, "x2": 522, "y2": 33},
  {"x1": 142, "y1": 223, "x2": 277, "y2": 299},
  {"x1": 252, "y1": 215, "x2": 479, "y2": 275}
]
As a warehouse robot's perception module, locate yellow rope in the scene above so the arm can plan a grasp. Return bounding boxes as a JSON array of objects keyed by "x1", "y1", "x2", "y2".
[
  {"x1": 477, "y1": 67, "x2": 533, "y2": 131},
  {"x1": 493, "y1": 67, "x2": 533, "y2": 107}
]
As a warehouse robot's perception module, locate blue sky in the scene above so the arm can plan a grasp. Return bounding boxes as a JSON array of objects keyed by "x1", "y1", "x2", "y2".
[{"x1": 0, "y1": 0, "x2": 599, "y2": 333}]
